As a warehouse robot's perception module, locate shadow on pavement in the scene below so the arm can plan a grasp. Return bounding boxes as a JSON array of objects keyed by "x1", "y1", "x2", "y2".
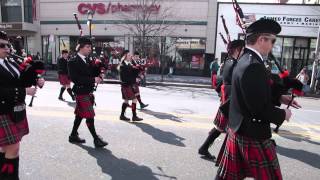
[
  {"x1": 277, "y1": 145, "x2": 320, "y2": 170},
  {"x1": 276, "y1": 129, "x2": 320, "y2": 146},
  {"x1": 76, "y1": 144, "x2": 162, "y2": 180},
  {"x1": 66, "y1": 101, "x2": 76, "y2": 108},
  {"x1": 140, "y1": 109, "x2": 184, "y2": 122},
  {"x1": 131, "y1": 122, "x2": 186, "y2": 147}
]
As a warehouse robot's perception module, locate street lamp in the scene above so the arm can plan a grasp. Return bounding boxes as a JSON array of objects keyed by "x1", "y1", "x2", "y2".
[{"x1": 87, "y1": 10, "x2": 94, "y2": 39}]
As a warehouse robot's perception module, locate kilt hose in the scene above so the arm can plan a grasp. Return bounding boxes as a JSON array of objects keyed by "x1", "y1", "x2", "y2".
[
  {"x1": 0, "y1": 114, "x2": 29, "y2": 147},
  {"x1": 121, "y1": 85, "x2": 135, "y2": 100},
  {"x1": 58, "y1": 74, "x2": 71, "y2": 86},
  {"x1": 216, "y1": 129, "x2": 282, "y2": 180},
  {"x1": 75, "y1": 94, "x2": 95, "y2": 119}
]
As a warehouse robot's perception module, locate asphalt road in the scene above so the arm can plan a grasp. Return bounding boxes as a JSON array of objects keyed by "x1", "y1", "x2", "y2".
[{"x1": 19, "y1": 82, "x2": 320, "y2": 180}]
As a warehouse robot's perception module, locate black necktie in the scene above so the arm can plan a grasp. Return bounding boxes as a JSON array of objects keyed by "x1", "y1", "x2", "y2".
[{"x1": 4, "y1": 60, "x2": 19, "y2": 78}]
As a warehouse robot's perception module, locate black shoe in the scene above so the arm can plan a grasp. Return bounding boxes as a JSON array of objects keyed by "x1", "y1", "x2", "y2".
[
  {"x1": 140, "y1": 104, "x2": 149, "y2": 109},
  {"x1": 120, "y1": 115, "x2": 130, "y2": 121},
  {"x1": 71, "y1": 95, "x2": 75, "y2": 101},
  {"x1": 198, "y1": 148, "x2": 215, "y2": 160},
  {"x1": 94, "y1": 136, "x2": 108, "y2": 148},
  {"x1": 69, "y1": 134, "x2": 86, "y2": 144},
  {"x1": 132, "y1": 116, "x2": 143, "y2": 121},
  {"x1": 58, "y1": 96, "x2": 65, "y2": 101}
]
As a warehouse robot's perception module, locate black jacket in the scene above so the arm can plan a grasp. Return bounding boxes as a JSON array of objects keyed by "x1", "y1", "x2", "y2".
[
  {"x1": 222, "y1": 57, "x2": 237, "y2": 99},
  {"x1": 120, "y1": 61, "x2": 139, "y2": 86},
  {"x1": 68, "y1": 55, "x2": 95, "y2": 95},
  {"x1": 0, "y1": 60, "x2": 32, "y2": 114},
  {"x1": 58, "y1": 57, "x2": 68, "y2": 75},
  {"x1": 228, "y1": 48, "x2": 285, "y2": 140}
]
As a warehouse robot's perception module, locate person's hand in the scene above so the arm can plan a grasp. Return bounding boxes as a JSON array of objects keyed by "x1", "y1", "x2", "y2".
[
  {"x1": 280, "y1": 95, "x2": 301, "y2": 109},
  {"x1": 95, "y1": 77, "x2": 102, "y2": 84},
  {"x1": 284, "y1": 109, "x2": 292, "y2": 121},
  {"x1": 26, "y1": 87, "x2": 37, "y2": 96},
  {"x1": 37, "y1": 78, "x2": 45, "y2": 88}
]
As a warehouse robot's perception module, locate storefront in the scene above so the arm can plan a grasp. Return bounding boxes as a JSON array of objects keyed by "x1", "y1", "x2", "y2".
[
  {"x1": 0, "y1": 0, "x2": 41, "y2": 57},
  {"x1": 215, "y1": 2, "x2": 320, "y2": 76},
  {"x1": 39, "y1": 0, "x2": 218, "y2": 76}
]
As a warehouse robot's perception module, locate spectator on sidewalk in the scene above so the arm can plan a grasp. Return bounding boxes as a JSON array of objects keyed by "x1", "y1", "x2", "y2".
[
  {"x1": 316, "y1": 67, "x2": 320, "y2": 95},
  {"x1": 296, "y1": 67, "x2": 310, "y2": 94},
  {"x1": 210, "y1": 58, "x2": 219, "y2": 89},
  {"x1": 167, "y1": 57, "x2": 176, "y2": 78}
]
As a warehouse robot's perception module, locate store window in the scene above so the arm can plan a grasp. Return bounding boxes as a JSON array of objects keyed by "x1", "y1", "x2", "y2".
[
  {"x1": 42, "y1": 36, "x2": 53, "y2": 64},
  {"x1": 24, "y1": 0, "x2": 33, "y2": 23},
  {"x1": 1, "y1": 0, "x2": 22, "y2": 22}
]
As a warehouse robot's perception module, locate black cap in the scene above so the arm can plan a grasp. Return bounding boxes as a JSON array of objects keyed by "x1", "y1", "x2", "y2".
[
  {"x1": 246, "y1": 19, "x2": 281, "y2": 37},
  {"x1": 134, "y1": 51, "x2": 140, "y2": 56},
  {"x1": 0, "y1": 31, "x2": 8, "y2": 41},
  {"x1": 77, "y1": 37, "x2": 92, "y2": 46},
  {"x1": 61, "y1": 49, "x2": 68, "y2": 54},
  {"x1": 228, "y1": 39, "x2": 245, "y2": 50}
]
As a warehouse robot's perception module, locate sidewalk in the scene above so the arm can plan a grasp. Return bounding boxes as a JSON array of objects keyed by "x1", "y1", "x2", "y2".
[{"x1": 43, "y1": 70, "x2": 212, "y2": 88}]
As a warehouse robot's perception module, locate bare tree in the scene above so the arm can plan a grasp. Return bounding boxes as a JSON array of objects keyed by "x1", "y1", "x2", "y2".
[{"x1": 117, "y1": 0, "x2": 175, "y2": 57}]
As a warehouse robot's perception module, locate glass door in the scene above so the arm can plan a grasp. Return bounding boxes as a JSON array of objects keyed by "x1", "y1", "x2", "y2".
[{"x1": 291, "y1": 38, "x2": 309, "y2": 76}]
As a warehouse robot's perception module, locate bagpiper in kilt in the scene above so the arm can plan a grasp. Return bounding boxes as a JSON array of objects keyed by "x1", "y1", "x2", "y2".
[
  {"x1": 0, "y1": 30, "x2": 45, "y2": 180},
  {"x1": 215, "y1": 19, "x2": 298, "y2": 180},
  {"x1": 198, "y1": 40, "x2": 245, "y2": 160},
  {"x1": 131, "y1": 51, "x2": 148, "y2": 109},
  {"x1": 57, "y1": 49, "x2": 75, "y2": 101},
  {"x1": 67, "y1": 37, "x2": 108, "y2": 148},
  {"x1": 119, "y1": 51, "x2": 143, "y2": 122}
]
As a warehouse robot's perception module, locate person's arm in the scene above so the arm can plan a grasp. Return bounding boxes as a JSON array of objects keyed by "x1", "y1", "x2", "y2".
[{"x1": 240, "y1": 63, "x2": 286, "y2": 126}]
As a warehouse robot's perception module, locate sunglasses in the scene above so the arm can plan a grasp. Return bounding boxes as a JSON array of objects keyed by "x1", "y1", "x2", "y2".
[
  {"x1": 0, "y1": 43, "x2": 10, "y2": 49},
  {"x1": 262, "y1": 36, "x2": 276, "y2": 44}
]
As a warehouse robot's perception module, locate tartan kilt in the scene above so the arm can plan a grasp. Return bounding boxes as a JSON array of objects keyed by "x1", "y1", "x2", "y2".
[
  {"x1": 75, "y1": 94, "x2": 95, "y2": 119},
  {"x1": 132, "y1": 83, "x2": 140, "y2": 94},
  {"x1": 0, "y1": 113, "x2": 29, "y2": 147},
  {"x1": 121, "y1": 85, "x2": 135, "y2": 100},
  {"x1": 216, "y1": 129, "x2": 282, "y2": 180},
  {"x1": 58, "y1": 74, "x2": 71, "y2": 86},
  {"x1": 213, "y1": 110, "x2": 228, "y2": 132}
]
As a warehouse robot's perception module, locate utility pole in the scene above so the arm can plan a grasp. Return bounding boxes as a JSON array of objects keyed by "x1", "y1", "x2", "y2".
[{"x1": 310, "y1": 26, "x2": 320, "y2": 92}]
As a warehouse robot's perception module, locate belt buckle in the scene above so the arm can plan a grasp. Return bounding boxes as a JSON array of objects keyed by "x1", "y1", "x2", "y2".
[{"x1": 14, "y1": 104, "x2": 26, "y2": 112}]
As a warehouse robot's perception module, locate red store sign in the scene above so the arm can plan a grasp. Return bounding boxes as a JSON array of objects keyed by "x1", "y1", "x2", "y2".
[{"x1": 78, "y1": 2, "x2": 161, "y2": 15}]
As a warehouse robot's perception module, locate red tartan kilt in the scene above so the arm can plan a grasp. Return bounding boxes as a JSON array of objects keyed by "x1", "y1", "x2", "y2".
[
  {"x1": 132, "y1": 84, "x2": 140, "y2": 94},
  {"x1": 213, "y1": 110, "x2": 228, "y2": 132},
  {"x1": 0, "y1": 114, "x2": 29, "y2": 147},
  {"x1": 58, "y1": 74, "x2": 71, "y2": 86},
  {"x1": 217, "y1": 129, "x2": 282, "y2": 180},
  {"x1": 121, "y1": 85, "x2": 135, "y2": 100},
  {"x1": 75, "y1": 94, "x2": 95, "y2": 118}
]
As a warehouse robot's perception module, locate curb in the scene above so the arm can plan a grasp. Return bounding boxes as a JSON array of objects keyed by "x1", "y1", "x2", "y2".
[{"x1": 44, "y1": 77, "x2": 212, "y2": 89}]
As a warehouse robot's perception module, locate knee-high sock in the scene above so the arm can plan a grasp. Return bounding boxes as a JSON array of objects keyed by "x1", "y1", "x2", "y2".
[
  {"x1": 67, "y1": 88, "x2": 74, "y2": 99},
  {"x1": 59, "y1": 87, "x2": 66, "y2": 98},
  {"x1": 136, "y1": 95, "x2": 143, "y2": 105},
  {"x1": 121, "y1": 103, "x2": 128, "y2": 116},
  {"x1": 86, "y1": 118, "x2": 98, "y2": 139},
  {"x1": 199, "y1": 128, "x2": 221, "y2": 151},
  {"x1": 0, "y1": 152, "x2": 4, "y2": 173},
  {"x1": 132, "y1": 103, "x2": 137, "y2": 117},
  {"x1": 71, "y1": 116, "x2": 82, "y2": 136},
  {"x1": 1, "y1": 157, "x2": 19, "y2": 179}
]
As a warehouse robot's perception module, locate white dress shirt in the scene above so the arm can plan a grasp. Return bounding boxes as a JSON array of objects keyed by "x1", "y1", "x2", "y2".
[{"x1": 0, "y1": 58, "x2": 20, "y2": 77}]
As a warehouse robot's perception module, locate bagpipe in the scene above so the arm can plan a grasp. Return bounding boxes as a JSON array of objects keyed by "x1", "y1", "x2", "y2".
[
  {"x1": 8, "y1": 46, "x2": 45, "y2": 107},
  {"x1": 267, "y1": 54, "x2": 303, "y2": 133},
  {"x1": 73, "y1": 12, "x2": 105, "y2": 91}
]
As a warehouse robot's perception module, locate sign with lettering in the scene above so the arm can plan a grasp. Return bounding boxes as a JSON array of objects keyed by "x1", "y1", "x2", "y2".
[
  {"x1": 244, "y1": 14, "x2": 320, "y2": 28},
  {"x1": 0, "y1": 23, "x2": 22, "y2": 30},
  {"x1": 78, "y1": 2, "x2": 161, "y2": 15}
]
